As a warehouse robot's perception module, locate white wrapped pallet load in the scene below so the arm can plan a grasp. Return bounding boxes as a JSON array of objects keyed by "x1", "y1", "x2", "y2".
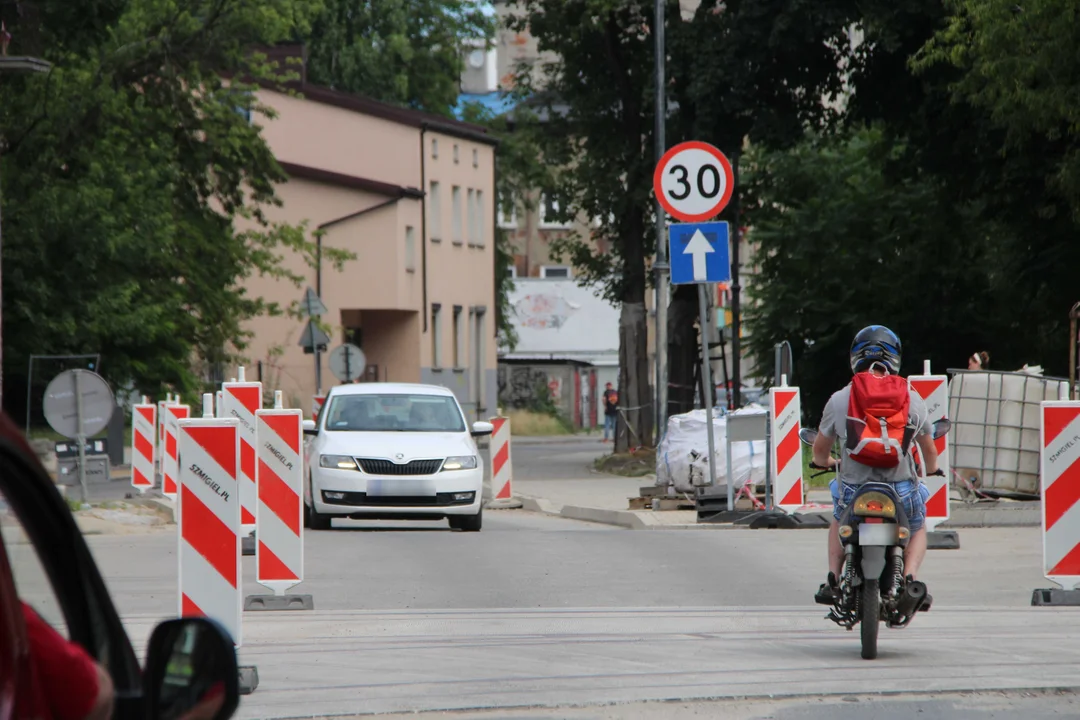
[{"x1": 656, "y1": 405, "x2": 769, "y2": 494}]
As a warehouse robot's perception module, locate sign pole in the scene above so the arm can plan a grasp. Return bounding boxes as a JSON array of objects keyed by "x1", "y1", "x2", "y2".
[
  {"x1": 653, "y1": 0, "x2": 669, "y2": 443},
  {"x1": 697, "y1": 283, "x2": 718, "y2": 490},
  {"x1": 74, "y1": 369, "x2": 88, "y2": 504}
]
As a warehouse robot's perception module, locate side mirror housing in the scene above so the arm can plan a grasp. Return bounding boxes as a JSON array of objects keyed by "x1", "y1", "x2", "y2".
[
  {"x1": 144, "y1": 617, "x2": 239, "y2": 719},
  {"x1": 303, "y1": 419, "x2": 318, "y2": 436},
  {"x1": 470, "y1": 421, "x2": 495, "y2": 437},
  {"x1": 932, "y1": 417, "x2": 952, "y2": 440}
]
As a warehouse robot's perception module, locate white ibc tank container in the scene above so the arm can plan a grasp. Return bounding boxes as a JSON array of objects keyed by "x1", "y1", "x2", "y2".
[{"x1": 948, "y1": 370, "x2": 1070, "y2": 496}]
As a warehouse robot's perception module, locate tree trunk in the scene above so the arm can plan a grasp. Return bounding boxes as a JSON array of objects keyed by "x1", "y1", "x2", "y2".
[
  {"x1": 616, "y1": 301, "x2": 653, "y2": 452},
  {"x1": 665, "y1": 283, "x2": 699, "y2": 418}
]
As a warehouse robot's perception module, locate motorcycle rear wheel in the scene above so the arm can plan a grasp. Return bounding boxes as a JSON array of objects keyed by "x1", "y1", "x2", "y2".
[{"x1": 861, "y1": 579, "x2": 880, "y2": 659}]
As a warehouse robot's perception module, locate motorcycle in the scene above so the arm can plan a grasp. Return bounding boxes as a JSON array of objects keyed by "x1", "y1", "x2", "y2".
[{"x1": 798, "y1": 417, "x2": 951, "y2": 660}]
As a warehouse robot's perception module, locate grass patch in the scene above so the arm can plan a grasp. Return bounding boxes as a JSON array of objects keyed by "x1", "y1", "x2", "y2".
[
  {"x1": 595, "y1": 446, "x2": 657, "y2": 477},
  {"x1": 507, "y1": 409, "x2": 573, "y2": 436}
]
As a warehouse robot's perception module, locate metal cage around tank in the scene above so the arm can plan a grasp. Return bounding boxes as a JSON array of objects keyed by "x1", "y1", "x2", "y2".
[{"x1": 947, "y1": 369, "x2": 1070, "y2": 499}]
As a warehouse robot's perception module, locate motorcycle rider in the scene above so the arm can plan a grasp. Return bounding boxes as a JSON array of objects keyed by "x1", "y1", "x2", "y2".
[{"x1": 812, "y1": 325, "x2": 941, "y2": 606}]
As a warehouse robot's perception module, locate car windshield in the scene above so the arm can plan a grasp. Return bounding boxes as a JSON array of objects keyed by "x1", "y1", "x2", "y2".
[{"x1": 323, "y1": 393, "x2": 466, "y2": 432}]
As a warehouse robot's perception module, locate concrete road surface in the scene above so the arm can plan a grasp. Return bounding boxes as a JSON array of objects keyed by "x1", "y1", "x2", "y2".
[{"x1": 10, "y1": 508, "x2": 1080, "y2": 718}]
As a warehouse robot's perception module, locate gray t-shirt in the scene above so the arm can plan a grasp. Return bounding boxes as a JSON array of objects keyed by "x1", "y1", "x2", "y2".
[{"x1": 818, "y1": 383, "x2": 933, "y2": 485}]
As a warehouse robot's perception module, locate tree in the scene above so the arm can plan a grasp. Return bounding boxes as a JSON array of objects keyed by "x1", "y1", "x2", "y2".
[
  {"x1": 661, "y1": 0, "x2": 862, "y2": 416},
  {"x1": 0, "y1": 0, "x2": 335, "y2": 408},
  {"x1": 508, "y1": 0, "x2": 658, "y2": 451},
  {"x1": 304, "y1": 0, "x2": 495, "y2": 117},
  {"x1": 840, "y1": 0, "x2": 1080, "y2": 377},
  {"x1": 742, "y1": 126, "x2": 1006, "y2": 418}
]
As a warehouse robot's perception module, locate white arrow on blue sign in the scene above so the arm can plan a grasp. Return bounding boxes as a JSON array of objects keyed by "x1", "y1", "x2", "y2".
[{"x1": 669, "y1": 221, "x2": 731, "y2": 285}]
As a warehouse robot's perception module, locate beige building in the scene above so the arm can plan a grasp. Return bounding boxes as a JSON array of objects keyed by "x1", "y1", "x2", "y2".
[{"x1": 232, "y1": 77, "x2": 499, "y2": 420}]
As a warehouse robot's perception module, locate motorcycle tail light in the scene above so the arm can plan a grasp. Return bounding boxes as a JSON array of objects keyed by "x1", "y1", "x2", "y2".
[{"x1": 853, "y1": 491, "x2": 896, "y2": 518}]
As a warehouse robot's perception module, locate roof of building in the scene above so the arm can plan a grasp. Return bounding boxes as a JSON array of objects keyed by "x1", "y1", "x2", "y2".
[{"x1": 255, "y1": 44, "x2": 499, "y2": 147}]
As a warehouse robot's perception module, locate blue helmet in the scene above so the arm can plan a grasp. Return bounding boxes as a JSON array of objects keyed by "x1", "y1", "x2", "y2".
[{"x1": 850, "y1": 325, "x2": 902, "y2": 374}]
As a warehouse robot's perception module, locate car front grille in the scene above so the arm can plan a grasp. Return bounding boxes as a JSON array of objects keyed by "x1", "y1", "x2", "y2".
[{"x1": 355, "y1": 458, "x2": 443, "y2": 476}]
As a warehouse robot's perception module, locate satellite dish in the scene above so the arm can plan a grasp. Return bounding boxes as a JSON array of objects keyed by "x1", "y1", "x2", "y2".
[{"x1": 43, "y1": 369, "x2": 115, "y2": 439}]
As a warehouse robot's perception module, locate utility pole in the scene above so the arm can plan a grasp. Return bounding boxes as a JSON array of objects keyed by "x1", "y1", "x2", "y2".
[
  {"x1": 729, "y1": 151, "x2": 742, "y2": 409},
  {"x1": 653, "y1": 0, "x2": 669, "y2": 442}
]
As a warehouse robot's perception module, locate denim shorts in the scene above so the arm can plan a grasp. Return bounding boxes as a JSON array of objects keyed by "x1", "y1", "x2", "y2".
[{"x1": 829, "y1": 479, "x2": 929, "y2": 532}]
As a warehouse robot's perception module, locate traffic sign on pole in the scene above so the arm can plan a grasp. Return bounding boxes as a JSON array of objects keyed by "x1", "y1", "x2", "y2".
[
  {"x1": 653, "y1": 141, "x2": 735, "y2": 222},
  {"x1": 669, "y1": 222, "x2": 731, "y2": 285}
]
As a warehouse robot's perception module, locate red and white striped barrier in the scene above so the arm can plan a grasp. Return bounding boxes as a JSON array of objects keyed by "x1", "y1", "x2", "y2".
[
  {"x1": 162, "y1": 402, "x2": 191, "y2": 502},
  {"x1": 769, "y1": 379, "x2": 804, "y2": 511},
  {"x1": 1040, "y1": 399, "x2": 1080, "y2": 590},
  {"x1": 910, "y1": 361, "x2": 951, "y2": 532},
  {"x1": 255, "y1": 393, "x2": 304, "y2": 594},
  {"x1": 131, "y1": 397, "x2": 156, "y2": 493},
  {"x1": 223, "y1": 368, "x2": 263, "y2": 534},
  {"x1": 490, "y1": 416, "x2": 513, "y2": 502},
  {"x1": 177, "y1": 395, "x2": 242, "y2": 645},
  {"x1": 312, "y1": 394, "x2": 326, "y2": 421}
]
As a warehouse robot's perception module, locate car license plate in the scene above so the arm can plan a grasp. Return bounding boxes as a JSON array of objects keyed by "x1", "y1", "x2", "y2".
[{"x1": 366, "y1": 479, "x2": 436, "y2": 496}]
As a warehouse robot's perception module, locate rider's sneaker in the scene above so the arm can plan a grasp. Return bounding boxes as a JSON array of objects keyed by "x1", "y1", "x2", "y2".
[{"x1": 814, "y1": 571, "x2": 840, "y2": 605}]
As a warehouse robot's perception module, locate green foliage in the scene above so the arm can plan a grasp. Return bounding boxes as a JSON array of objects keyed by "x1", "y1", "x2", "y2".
[
  {"x1": 915, "y1": 0, "x2": 1080, "y2": 213},
  {"x1": 304, "y1": 0, "x2": 495, "y2": 117},
  {"x1": 0, "y1": 0, "x2": 331, "y2": 401},
  {"x1": 742, "y1": 126, "x2": 1006, "y2": 418}
]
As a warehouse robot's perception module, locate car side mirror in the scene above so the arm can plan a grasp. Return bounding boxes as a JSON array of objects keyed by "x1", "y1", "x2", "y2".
[
  {"x1": 303, "y1": 419, "x2": 318, "y2": 436},
  {"x1": 471, "y1": 421, "x2": 495, "y2": 437},
  {"x1": 144, "y1": 617, "x2": 239, "y2": 720}
]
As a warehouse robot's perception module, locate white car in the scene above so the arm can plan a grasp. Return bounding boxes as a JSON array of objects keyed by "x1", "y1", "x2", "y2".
[{"x1": 302, "y1": 383, "x2": 493, "y2": 531}]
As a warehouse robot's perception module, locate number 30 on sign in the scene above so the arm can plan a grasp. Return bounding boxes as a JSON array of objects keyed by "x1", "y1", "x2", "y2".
[{"x1": 653, "y1": 141, "x2": 735, "y2": 223}]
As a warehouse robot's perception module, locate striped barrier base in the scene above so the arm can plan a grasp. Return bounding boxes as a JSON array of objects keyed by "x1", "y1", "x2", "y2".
[{"x1": 485, "y1": 416, "x2": 523, "y2": 510}]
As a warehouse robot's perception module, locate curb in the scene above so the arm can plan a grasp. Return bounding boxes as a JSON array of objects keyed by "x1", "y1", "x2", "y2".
[{"x1": 518, "y1": 494, "x2": 1043, "y2": 531}]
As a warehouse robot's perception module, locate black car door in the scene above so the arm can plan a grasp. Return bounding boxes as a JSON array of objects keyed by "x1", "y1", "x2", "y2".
[{"x1": 0, "y1": 418, "x2": 145, "y2": 717}]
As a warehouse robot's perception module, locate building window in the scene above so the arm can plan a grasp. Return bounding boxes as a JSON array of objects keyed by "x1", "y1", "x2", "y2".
[
  {"x1": 540, "y1": 265, "x2": 572, "y2": 279},
  {"x1": 475, "y1": 190, "x2": 484, "y2": 247},
  {"x1": 539, "y1": 193, "x2": 571, "y2": 229},
  {"x1": 429, "y1": 181, "x2": 442, "y2": 242},
  {"x1": 472, "y1": 148, "x2": 479, "y2": 168},
  {"x1": 431, "y1": 138, "x2": 438, "y2": 159},
  {"x1": 497, "y1": 194, "x2": 517, "y2": 229},
  {"x1": 453, "y1": 144, "x2": 460, "y2": 164},
  {"x1": 452, "y1": 185, "x2": 463, "y2": 245},
  {"x1": 466, "y1": 188, "x2": 476, "y2": 246},
  {"x1": 431, "y1": 303, "x2": 443, "y2": 369},
  {"x1": 405, "y1": 225, "x2": 416, "y2": 272},
  {"x1": 453, "y1": 305, "x2": 464, "y2": 368}
]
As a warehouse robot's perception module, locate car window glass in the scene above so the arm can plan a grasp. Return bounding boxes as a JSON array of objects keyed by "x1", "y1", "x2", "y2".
[
  {"x1": 325, "y1": 394, "x2": 466, "y2": 432},
  {"x1": 0, "y1": 484, "x2": 69, "y2": 637}
]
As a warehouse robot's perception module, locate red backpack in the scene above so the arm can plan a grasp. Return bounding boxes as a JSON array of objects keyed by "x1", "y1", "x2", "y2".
[{"x1": 845, "y1": 372, "x2": 913, "y2": 468}]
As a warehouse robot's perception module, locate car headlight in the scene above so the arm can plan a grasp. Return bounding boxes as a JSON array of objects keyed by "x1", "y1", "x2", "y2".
[
  {"x1": 320, "y1": 454, "x2": 359, "y2": 471},
  {"x1": 441, "y1": 455, "x2": 478, "y2": 471}
]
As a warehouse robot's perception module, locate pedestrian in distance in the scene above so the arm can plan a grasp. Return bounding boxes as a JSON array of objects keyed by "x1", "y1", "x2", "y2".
[
  {"x1": 968, "y1": 351, "x2": 990, "y2": 370},
  {"x1": 602, "y1": 382, "x2": 618, "y2": 443}
]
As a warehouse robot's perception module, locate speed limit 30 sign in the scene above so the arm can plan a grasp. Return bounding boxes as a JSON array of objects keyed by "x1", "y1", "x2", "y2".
[{"x1": 653, "y1": 141, "x2": 735, "y2": 222}]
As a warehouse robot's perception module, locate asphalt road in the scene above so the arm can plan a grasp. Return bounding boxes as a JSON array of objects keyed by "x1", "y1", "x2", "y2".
[
  {"x1": 511, "y1": 437, "x2": 610, "y2": 481},
  {"x1": 10, "y1": 440, "x2": 1079, "y2": 719}
]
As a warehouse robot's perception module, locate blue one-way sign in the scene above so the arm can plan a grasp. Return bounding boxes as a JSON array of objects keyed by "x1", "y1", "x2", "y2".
[{"x1": 669, "y1": 221, "x2": 731, "y2": 285}]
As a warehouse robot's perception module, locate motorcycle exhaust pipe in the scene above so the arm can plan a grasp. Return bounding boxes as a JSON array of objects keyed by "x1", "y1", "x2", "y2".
[{"x1": 894, "y1": 580, "x2": 927, "y2": 617}]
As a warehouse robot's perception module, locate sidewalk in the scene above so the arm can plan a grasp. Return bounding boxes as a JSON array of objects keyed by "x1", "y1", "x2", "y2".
[{"x1": 512, "y1": 475, "x2": 1042, "y2": 530}]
